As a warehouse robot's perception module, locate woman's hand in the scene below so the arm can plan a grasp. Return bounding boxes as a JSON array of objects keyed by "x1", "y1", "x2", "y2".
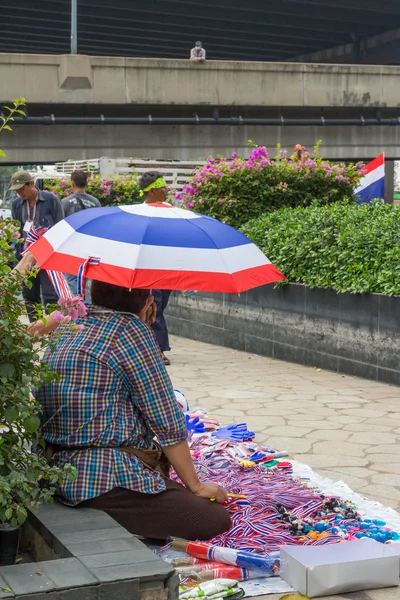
[
  {"x1": 191, "y1": 481, "x2": 228, "y2": 504},
  {"x1": 13, "y1": 251, "x2": 37, "y2": 276},
  {"x1": 27, "y1": 313, "x2": 71, "y2": 337}
]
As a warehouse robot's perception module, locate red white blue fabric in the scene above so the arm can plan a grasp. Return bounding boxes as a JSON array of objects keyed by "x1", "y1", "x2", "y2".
[
  {"x1": 354, "y1": 153, "x2": 385, "y2": 204},
  {"x1": 28, "y1": 203, "x2": 285, "y2": 294},
  {"x1": 23, "y1": 225, "x2": 73, "y2": 299}
]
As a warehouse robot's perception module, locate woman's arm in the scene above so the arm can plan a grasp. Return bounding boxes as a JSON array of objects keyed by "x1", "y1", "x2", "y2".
[
  {"x1": 163, "y1": 440, "x2": 228, "y2": 503},
  {"x1": 27, "y1": 313, "x2": 71, "y2": 337},
  {"x1": 12, "y1": 251, "x2": 37, "y2": 276},
  {"x1": 117, "y1": 318, "x2": 228, "y2": 503}
]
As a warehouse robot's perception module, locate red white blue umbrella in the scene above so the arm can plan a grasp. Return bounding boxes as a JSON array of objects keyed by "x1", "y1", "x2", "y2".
[{"x1": 29, "y1": 203, "x2": 284, "y2": 294}]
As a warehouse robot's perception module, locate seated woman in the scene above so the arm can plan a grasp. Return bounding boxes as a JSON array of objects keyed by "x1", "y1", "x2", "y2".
[{"x1": 35, "y1": 280, "x2": 231, "y2": 541}]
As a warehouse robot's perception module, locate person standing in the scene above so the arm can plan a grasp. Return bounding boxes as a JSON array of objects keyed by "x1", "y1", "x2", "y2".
[
  {"x1": 139, "y1": 171, "x2": 172, "y2": 365},
  {"x1": 190, "y1": 41, "x2": 206, "y2": 62},
  {"x1": 10, "y1": 171, "x2": 64, "y2": 322},
  {"x1": 61, "y1": 170, "x2": 101, "y2": 301}
]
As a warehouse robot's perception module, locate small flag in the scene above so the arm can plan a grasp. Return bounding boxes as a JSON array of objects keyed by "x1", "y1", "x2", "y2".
[{"x1": 354, "y1": 153, "x2": 385, "y2": 204}]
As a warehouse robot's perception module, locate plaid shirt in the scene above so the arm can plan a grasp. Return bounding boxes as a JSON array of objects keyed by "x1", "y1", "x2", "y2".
[{"x1": 35, "y1": 307, "x2": 187, "y2": 506}]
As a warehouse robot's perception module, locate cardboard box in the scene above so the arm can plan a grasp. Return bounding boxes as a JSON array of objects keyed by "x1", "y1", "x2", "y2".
[{"x1": 280, "y1": 539, "x2": 400, "y2": 598}]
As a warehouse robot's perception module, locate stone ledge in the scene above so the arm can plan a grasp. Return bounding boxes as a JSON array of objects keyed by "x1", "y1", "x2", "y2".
[{"x1": 0, "y1": 503, "x2": 176, "y2": 600}]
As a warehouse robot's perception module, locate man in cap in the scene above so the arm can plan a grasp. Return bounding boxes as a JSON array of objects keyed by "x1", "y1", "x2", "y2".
[
  {"x1": 190, "y1": 41, "x2": 206, "y2": 62},
  {"x1": 10, "y1": 170, "x2": 64, "y2": 321}
]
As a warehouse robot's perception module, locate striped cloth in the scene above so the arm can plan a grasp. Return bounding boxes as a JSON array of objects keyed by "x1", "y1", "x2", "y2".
[{"x1": 35, "y1": 306, "x2": 187, "y2": 506}]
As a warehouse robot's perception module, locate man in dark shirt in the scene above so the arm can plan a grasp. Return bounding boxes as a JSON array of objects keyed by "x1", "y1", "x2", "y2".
[
  {"x1": 10, "y1": 170, "x2": 64, "y2": 321},
  {"x1": 61, "y1": 170, "x2": 101, "y2": 217},
  {"x1": 61, "y1": 170, "x2": 101, "y2": 301}
]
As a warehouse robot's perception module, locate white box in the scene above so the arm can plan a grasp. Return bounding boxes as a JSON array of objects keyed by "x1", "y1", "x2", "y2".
[{"x1": 280, "y1": 539, "x2": 400, "y2": 598}]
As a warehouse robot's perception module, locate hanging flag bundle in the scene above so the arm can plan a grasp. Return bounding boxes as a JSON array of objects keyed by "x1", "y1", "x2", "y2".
[{"x1": 22, "y1": 225, "x2": 73, "y2": 299}]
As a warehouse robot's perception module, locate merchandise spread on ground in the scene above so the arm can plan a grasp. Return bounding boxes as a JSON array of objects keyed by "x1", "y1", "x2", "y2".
[{"x1": 158, "y1": 409, "x2": 400, "y2": 597}]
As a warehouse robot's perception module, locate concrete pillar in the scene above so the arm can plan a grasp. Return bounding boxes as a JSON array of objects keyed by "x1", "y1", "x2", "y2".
[{"x1": 384, "y1": 160, "x2": 394, "y2": 204}]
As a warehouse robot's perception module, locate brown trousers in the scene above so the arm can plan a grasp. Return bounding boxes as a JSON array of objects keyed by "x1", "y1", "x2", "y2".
[{"x1": 78, "y1": 479, "x2": 231, "y2": 541}]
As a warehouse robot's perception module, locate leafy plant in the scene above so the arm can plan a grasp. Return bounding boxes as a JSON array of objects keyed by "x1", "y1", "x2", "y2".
[
  {"x1": 241, "y1": 200, "x2": 400, "y2": 296},
  {"x1": 0, "y1": 219, "x2": 75, "y2": 527},
  {"x1": 44, "y1": 174, "x2": 141, "y2": 206},
  {"x1": 0, "y1": 98, "x2": 26, "y2": 158},
  {"x1": 176, "y1": 142, "x2": 364, "y2": 228}
]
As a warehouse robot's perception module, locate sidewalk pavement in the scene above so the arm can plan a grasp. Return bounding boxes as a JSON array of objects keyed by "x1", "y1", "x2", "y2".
[{"x1": 168, "y1": 335, "x2": 400, "y2": 600}]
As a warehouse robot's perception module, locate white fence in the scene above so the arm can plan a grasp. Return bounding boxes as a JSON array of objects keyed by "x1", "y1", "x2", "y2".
[{"x1": 53, "y1": 157, "x2": 205, "y2": 191}]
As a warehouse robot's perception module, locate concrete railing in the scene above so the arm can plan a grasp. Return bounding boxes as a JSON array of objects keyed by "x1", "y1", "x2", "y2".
[
  {"x1": 2, "y1": 53, "x2": 400, "y2": 107},
  {"x1": 166, "y1": 284, "x2": 400, "y2": 386}
]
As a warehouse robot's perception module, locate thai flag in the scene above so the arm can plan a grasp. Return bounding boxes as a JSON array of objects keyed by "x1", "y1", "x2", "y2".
[{"x1": 354, "y1": 153, "x2": 385, "y2": 204}]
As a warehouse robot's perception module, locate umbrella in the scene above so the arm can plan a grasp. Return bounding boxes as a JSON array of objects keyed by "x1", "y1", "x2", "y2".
[{"x1": 29, "y1": 203, "x2": 284, "y2": 294}]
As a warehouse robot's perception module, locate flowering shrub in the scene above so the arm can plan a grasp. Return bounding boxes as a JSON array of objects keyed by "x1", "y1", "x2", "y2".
[
  {"x1": 241, "y1": 201, "x2": 400, "y2": 295},
  {"x1": 0, "y1": 219, "x2": 75, "y2": 526},
  {"x1": 176, "y1": 143, "x2": 364, "y2": 228},
  {"x1": 44, "y1": 174, "x2": 141, "y2": 206}
]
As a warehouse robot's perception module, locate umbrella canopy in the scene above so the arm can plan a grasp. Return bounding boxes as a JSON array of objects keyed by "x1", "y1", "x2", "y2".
[{"x1": 29, "y1": 203, "x2": 284, "y2": 294}]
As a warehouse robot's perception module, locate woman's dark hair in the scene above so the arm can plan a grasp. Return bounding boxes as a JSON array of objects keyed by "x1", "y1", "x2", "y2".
[
  {"x1": 71, "y1": 170, "x2": 88, "y2": 188},
  {"x1": 91, "y1": 280, "x2": 150, "y2": 314},
  {"x1": 139, "y1": 171, "x2": 162, "y2": 191}
]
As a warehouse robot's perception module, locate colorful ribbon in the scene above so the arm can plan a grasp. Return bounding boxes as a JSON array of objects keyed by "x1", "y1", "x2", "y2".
[
  {"x1": 77, "y1": 256, "x2": 101, "y2": 300},
  {"x1": 167, "y1": 414, "x2": 398, "y2": 556}
]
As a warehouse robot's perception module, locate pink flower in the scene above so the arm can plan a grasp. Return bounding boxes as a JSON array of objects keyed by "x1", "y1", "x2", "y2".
[
  {"x1": 76, "y1": 300, "x2": 87, "y2": 318},
  {"x1": 68, "y1": 307, "x2": 79, "y2": 321},
  {"x1": 53, "y1": 310, "x2": 66, "y2": 323},
  {"x1": 74, "y1": 324, "x2": 84, "y2": 333}
]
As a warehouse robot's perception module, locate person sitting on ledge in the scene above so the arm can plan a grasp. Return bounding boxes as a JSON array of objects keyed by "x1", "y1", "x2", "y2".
[{"x1": 35, "y1": 280, "x2": 231, "y2": 541}]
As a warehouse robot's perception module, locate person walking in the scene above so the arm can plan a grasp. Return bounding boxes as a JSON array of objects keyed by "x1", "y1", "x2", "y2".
[
  {"x1": 61, "y1": 170, "x2": 101, "y2": 301},
  {"x1": 139, "y1": 171, "x2": 172, "y2": 365},
  {"x1": 10, "y1": 170, "x2": 64, "y2": 322}
]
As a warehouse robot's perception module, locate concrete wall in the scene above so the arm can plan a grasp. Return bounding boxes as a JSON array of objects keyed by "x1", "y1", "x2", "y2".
[
  {"x1": 4, "y1": 123, "x2": 400, "y2": 163},
  {"x1": 2, "y1": 53, "x2": 400, "y2": 108},
  {"x1": 166, "y1": 285, "x2": 400, "y2": 386}
]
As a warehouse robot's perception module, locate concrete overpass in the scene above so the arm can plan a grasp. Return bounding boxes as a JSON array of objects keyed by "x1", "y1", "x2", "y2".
[
  {"x1": 1, "y1": 53, "x2": 400, "y2": 163},
  {"x1": 2, "y1": 53, "x2": 400, "y2": 107}
]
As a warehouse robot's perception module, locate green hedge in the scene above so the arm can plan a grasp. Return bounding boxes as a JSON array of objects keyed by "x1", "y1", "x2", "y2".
[
  {"x1": 44, "y1": 175, "x2": 141, "y2": 206},
  {"x1": 241, "y1": 201, "x2": 400, "y2": 296},
  {"x1": 176, "y1": 144, "x2": 364, "y2": 229}
]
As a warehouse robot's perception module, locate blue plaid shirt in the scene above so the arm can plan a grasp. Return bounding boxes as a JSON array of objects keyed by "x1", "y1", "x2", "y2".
[{"x1": 35, "y1": 307, "x2": 187, "y2": 506}]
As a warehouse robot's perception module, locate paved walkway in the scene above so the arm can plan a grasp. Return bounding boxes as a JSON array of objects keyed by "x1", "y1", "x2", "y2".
[{"x1": 168, "y1": 335, "x2": 400, "y2": 600}]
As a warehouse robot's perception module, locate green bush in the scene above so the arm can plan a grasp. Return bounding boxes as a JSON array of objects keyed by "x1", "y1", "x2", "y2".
[
  {"x1": 44, "y1": 174, "x2": 141, "y2": 206},
  {"x1": 176, "y1": 143, "x2": 364, "y2": 229},
  {"x1": 241, "y1": 201, "x2": 400, "y2": 296},
  {"x1": 0, "y1": 219, "x2": 75, "y2": 526}
]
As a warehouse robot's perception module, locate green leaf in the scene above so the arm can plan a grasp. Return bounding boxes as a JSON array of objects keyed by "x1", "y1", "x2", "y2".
[
  {"x1": 4, "y1": 406, "x2": 19, "y2": 424},
  {"x1": 1, "y1": 588, "x2": 12, "y2": 594},
  {"x1": 1, "y1": 125, "x2": 12, "y2": 131},
  {"x1": 0, "y1": 149, "x2": 6, "y2": 157},
  {"x1": 5, "y1": 508, "x2": 12, "y2": 521},
  {"x1": 23, "y1": 415, "x2": 41, "y2": 433},
  {"x1": 0, "y1": 363, "x2": 15, "y2": 379}
]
